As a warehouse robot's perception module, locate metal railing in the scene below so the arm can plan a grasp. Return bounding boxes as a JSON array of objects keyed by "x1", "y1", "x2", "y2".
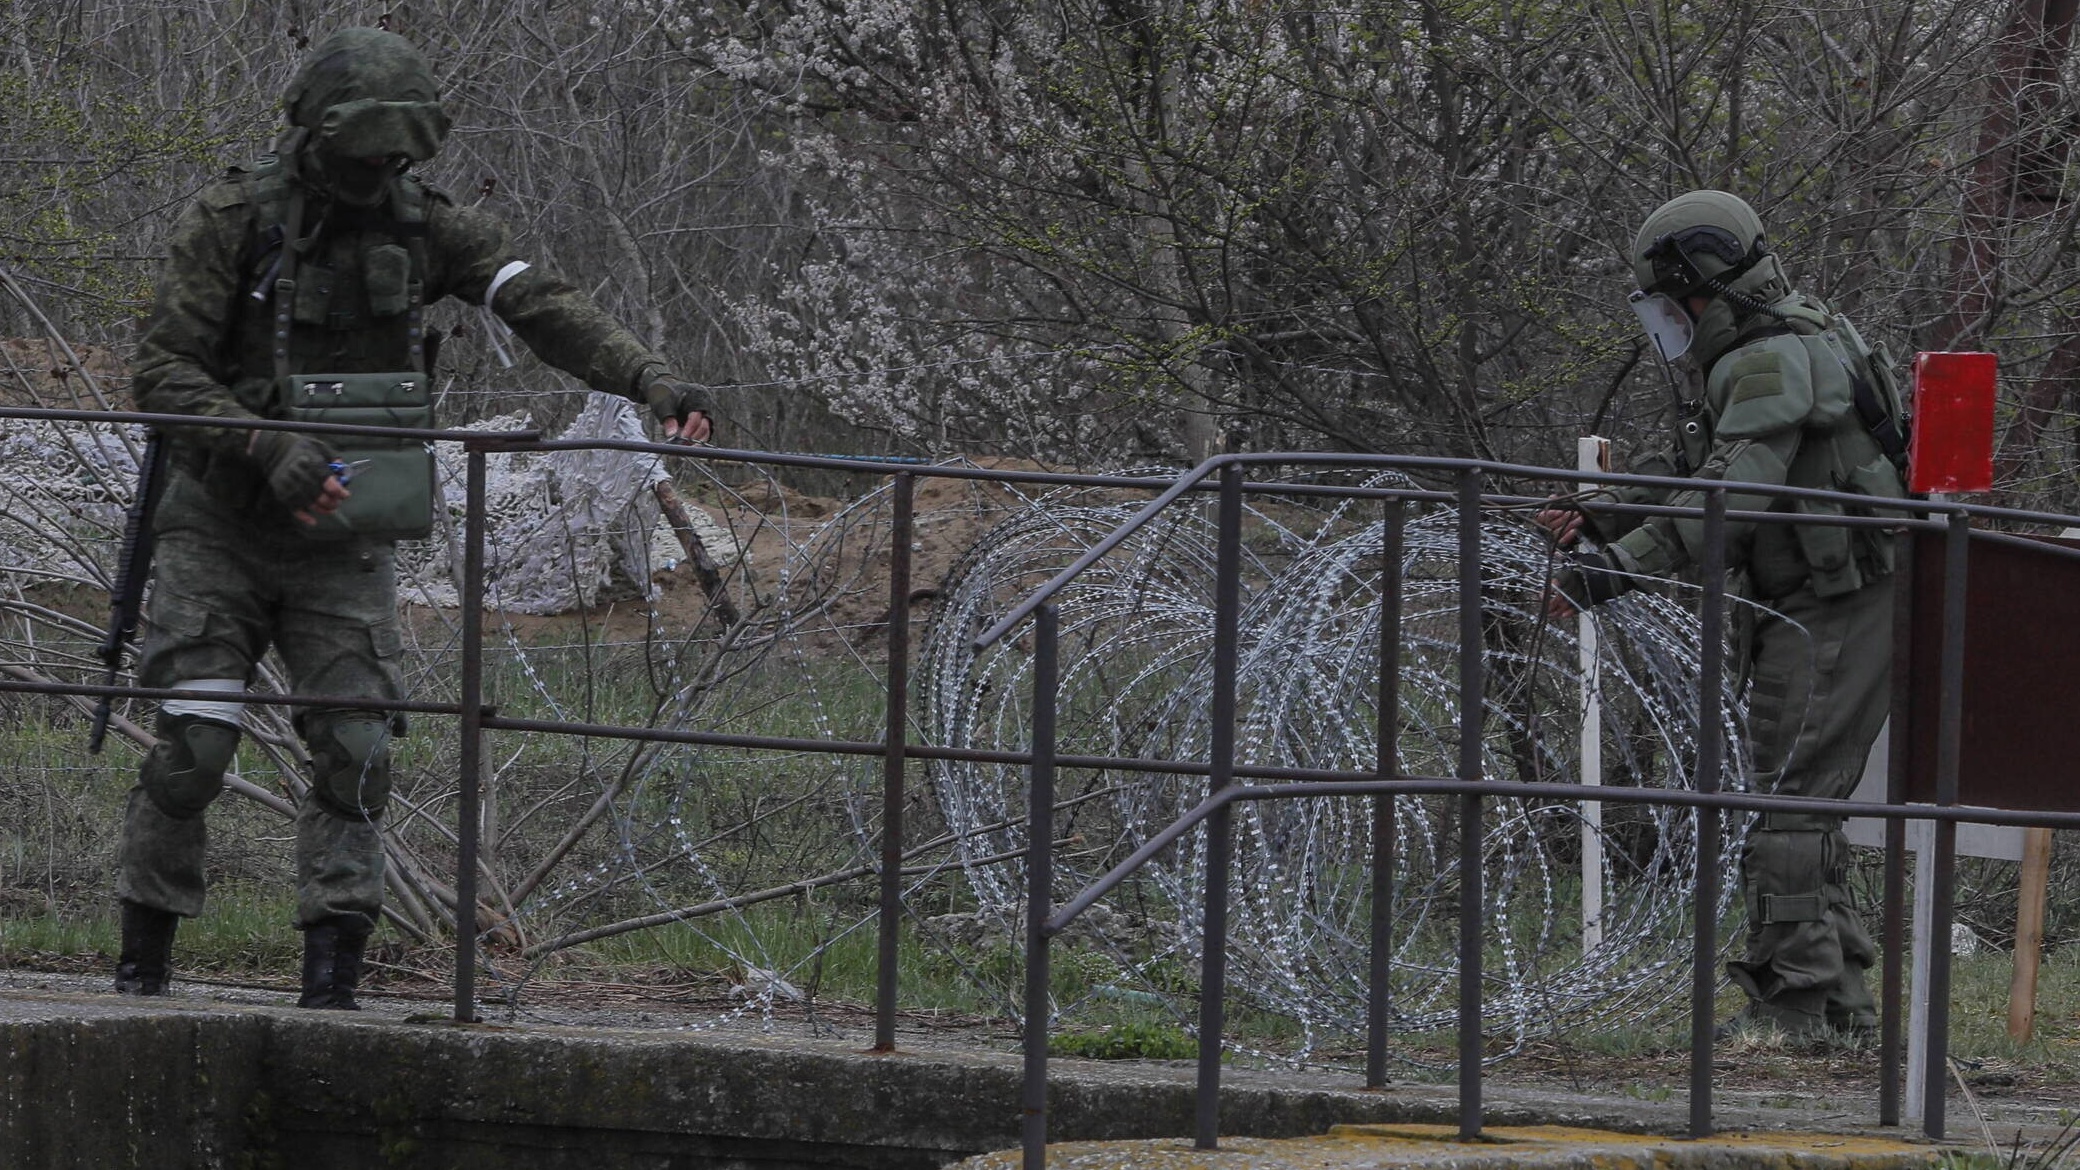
[
  {"x1": 975, "y1": 452, "x2": 2080, "y2": 1165},
  {"x1": 6, "y1": 407, "x2": 2080, "y2": 1161}
]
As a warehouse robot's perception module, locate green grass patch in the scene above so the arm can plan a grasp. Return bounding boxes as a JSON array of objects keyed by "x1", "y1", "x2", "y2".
[{"x1": 1051, "y1": 1020, "x2": 1197, "y2": 1060}]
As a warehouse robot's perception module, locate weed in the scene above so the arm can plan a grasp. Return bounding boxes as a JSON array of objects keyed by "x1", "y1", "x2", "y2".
[{"x1": 1050, "y1": 1020, "x2": 1197, "y2": 1061}]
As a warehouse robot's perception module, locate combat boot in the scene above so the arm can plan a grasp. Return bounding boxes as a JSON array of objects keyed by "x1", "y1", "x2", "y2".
[
  {"x1": 298, "y1": 915, "x2": 373, "y2": 1010},
  {"x1": 113, "y1": 900, "x2": 179, "y2": 995}
]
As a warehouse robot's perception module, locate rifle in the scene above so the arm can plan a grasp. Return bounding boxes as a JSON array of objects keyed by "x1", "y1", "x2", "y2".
[{"x1": 89, "y1": 432, "x2": 170, "y2": 754}]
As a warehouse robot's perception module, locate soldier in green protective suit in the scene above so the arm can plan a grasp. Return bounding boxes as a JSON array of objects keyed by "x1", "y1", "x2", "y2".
[
  {"x1": 1541, "y1": 191, "x2": 1908, "y2": 1038},
  {"x1": 114, "y1": 27, "x2": 717, "y2": 1008}
]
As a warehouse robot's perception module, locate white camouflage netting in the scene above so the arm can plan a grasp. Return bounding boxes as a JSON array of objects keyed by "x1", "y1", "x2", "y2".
[
  {"x1": 0, "y1": 392, "x2": 738, "y2": 617},
  {"x1": 0, "y1": 415, "x2": 138, "y2": 584},
  {"x1": 401, "y1": 393, "x2": 740, "y2": 614}
]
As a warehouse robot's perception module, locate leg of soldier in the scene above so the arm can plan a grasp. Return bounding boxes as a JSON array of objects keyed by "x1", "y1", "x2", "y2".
[
  {"x1": 1728, "y1": 576, "x2": 1893, "y2": 1035},
  {"x1": 274, "y1": 539, "x2": 403, "y2": 1006},
  {"x1": 115, "y1": 477, "x2": 277, "y2": 991}
]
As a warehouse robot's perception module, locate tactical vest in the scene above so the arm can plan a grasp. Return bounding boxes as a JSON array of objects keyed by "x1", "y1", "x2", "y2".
[
  {"x1": 193, "y1": 150, "x2": 438, "y2": 539},
  {"x1": 1710, "y1": 297, "x2": 1909, "y2": 600}
]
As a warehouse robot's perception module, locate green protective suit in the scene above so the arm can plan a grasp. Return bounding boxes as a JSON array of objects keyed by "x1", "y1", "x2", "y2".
[
  {"x1": 118, "y1": 28, "x2": 682, "y2": 930},
  {"x1": 1598, "y1": 292, "x2": 1904, "y2": 1035}
]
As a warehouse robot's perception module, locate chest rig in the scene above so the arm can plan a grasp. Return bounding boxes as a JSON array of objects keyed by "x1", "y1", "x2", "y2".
[{"x1": 243, "y1": 152, "x2": 436, "y2": 541}]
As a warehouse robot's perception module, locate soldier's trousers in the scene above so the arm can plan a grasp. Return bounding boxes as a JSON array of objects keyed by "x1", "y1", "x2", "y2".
[
  {"x1": 1726, "y1": 575, "x2": 1894, "y2": 1032},
  {"x1": 115, "y1": 472, "x2": 403, "y2": 929}
]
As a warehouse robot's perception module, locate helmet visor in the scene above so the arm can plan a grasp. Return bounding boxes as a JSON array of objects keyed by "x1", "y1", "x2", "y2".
[{"x1": 1629, "y1": 290, "x2": 1694, "y2": 361}]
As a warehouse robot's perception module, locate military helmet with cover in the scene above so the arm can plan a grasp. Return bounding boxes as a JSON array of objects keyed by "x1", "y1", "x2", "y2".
[{"x1": 282, "y1": 28, "x2": 450, "y2": 203}]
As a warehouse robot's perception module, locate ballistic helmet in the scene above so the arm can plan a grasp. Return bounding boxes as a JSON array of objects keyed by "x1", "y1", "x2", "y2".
[
  {"x1": 1627, "y1": 191, "x2": 1790, "y2": 362},
  {"x1": 284, "y1": 28, "x2": 450, "y2": 168},
  {"x1": 1630, "y1": 191, "x2": 1769, "y2": 299}
]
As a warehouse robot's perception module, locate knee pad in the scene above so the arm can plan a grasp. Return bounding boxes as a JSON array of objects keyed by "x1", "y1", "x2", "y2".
[
  {"x1": 1741, "y1": 829, "x2": 1829, "y2": 924},
  {"x1": 306, "y1": 712, "x2": 393, "y2": 821},
  {"x1": 140, "y1": 712, "x2": 241, "y2": 819}
]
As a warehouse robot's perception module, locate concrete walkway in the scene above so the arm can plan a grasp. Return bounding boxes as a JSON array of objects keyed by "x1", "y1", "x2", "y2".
[{"x1": 0, "y1": 973, "x2": 2026, "y2": 1170}]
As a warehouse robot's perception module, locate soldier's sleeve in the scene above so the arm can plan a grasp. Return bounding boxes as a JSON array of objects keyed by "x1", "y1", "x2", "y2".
[
  {"x1": 1609, "y1": 339, "x2": 1807, "y2": 582},
  {"x1": 130, "y1": 182, "x2": 265, "y2": 457},
  {"x1": 1593, "y1": 447, "x2": 1681, "y2": 543},
  {"x1": 427, "y1": 199, "x2": 668, "y2": 399}
]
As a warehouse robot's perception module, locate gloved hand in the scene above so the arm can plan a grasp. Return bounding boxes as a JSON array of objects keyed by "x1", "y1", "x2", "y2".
[
  {"x1": 1549, "y1": 549, "x2": 1630, "y2": 618},
  {"x1": 248, "y1": 430, "x2": 344, "y2": 521},
  {"x1": 643, "y1": 375, "x2": 713, "y2": 443}
]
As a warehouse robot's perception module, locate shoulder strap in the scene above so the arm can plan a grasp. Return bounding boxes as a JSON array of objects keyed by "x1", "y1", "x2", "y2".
[
  {"x1": 388, "y1": 177, "x2": 432, "y2": 373},
  {"x1": 271, "y1": 183, "x2": 307, "y2": 383},
  {"x1": 1828, "y1": 314, "x2": 1910, "y2": 469}
]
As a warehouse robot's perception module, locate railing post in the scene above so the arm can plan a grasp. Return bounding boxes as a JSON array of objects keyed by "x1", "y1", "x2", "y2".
[
  {"x1": 1366, "y1": 496, "x2": 1405, "y2": 1089},
  {"x1": 875, "y1": 472, "x2": 915, "y2": 1052},
  {"x1": 1455, "y1": 468, "x2": 1484, "y2": 1139},
  {"x1": 1690, "y1": 487, "x2": 1727, "y2": 1137},
  {"x1": 1022, "y1": 603, "x2": 1060, "y2": 1170},
  {"x1": 1880, "y1": 531, "x2": 1915, "y2": 1127},
  {"x1": 1923, "y1": 509, "x2": 1970, "y2": 1139},
  {"x1": 455, "y1": 444, "x2": 487, "y2": 1023},
  {"x1": 1196, "y1": 463, "x2": 1244, "y2": 1150}
]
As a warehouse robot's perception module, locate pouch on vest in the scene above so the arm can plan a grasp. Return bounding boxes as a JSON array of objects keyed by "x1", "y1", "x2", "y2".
[
  {"x1": 279, "y1": 372, "x2": 434, "y2": 541},
  {"x1": 1792, "y1": 494, "x2": 1863, "y2": 598}
]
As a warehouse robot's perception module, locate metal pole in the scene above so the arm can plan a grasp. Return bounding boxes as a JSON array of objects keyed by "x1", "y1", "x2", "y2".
[
  {"x1": 1456, "y1": 468, "x2": 1484, "y2": 1140},
  {"x1": 875, "y1": 473, "x2": 915, "y2": 1052},
  {"x1": 1880, "y1": 531, "x2": 1915, "y2": 1127},
  {"x1": 1196, "y1": 464, "x2": 1244, "y2": 1150},
  {"x1": 1366, "y1": 497, "x2": 1405, "y2": 1089},
  {"x1": 454, "y1": 446, "x2": 487, "y2": 1023},
  {"x1": 1923, "y1": 509, "x2": 1969, "y2": 1139},
  {"x1": 1022, "y1": 604, "x2": 1060, "y2": 1170},
  {"x1": 1690, "y1": 488, "x2": 1727, "y2": 1138}
]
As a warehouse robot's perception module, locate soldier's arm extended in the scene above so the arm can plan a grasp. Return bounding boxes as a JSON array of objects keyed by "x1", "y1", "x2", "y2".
[
  {"x1": 1567, "y1": 335, "x2": 1813, "y2": 605},
  {"x1": 130, "y1": 186, "x2": 268, "y2": 455},
  {"x1": 428, "y1": 199, "x2": 709, "y2": 431}
]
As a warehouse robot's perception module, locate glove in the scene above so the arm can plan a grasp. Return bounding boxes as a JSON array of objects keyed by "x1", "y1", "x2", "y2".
[
  {"x1": 1551, "y1": 548, "x2": 1630, "y2": 612},
  {"x1": 248, "y1": 431, "x2": 340, "y2": 512},
  {"x1": 644, "y1": 375, "x2": 712, "y2": 431}
]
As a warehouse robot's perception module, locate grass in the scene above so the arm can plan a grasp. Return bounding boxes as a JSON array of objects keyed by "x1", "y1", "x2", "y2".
[{"x1": 2, "y1": 880, "x2": 301, "y2": 977}]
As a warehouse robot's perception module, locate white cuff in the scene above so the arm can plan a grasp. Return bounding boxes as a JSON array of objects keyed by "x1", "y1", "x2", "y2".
[
  {"x1": 163, "y1": 678, "x2": 247, "y2": 726},
  {"x1": 486, "y1": 260, "x2": 533, "y2": 313}
]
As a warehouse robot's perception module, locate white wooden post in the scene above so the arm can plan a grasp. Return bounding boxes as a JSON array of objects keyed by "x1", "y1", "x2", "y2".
[{"x1": 1578, "y1": 436, "x2": 1609, "y2": 955}]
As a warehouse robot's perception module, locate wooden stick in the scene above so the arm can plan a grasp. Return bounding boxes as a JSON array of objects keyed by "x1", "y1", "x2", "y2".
[
  {"x1": 2006, "y1": 826, "x2": 2054, "y2": 1041},
  {"x1": 654, "y1": 478, "x2": 741, "y2": 627}
]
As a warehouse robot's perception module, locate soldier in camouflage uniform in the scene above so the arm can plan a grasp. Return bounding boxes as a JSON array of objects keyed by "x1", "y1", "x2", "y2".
[
  {"x1": 1543, "y1": 191, "x2": 1908, "y2": 1038},
  {"x1": 114, "y1": 27, "x2": 714, "y2": 1008}
]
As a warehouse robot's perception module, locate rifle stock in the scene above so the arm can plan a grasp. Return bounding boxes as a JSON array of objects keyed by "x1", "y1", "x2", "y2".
[{"x1": 89, "y1": 432, "x2": 169, "y2": 754}]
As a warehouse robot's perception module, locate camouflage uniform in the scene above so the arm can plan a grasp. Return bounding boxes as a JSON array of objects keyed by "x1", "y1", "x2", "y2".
[
  {"x1": 1563, "y1": 191, "x2": 1906, "y2": 1036},
  {"x1": 114, "y1": 28, "x2": 711, "y2": 1006}
]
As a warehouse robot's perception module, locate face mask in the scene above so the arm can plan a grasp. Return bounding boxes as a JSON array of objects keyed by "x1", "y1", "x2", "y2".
[
  {"x1": 313, "y1": 150, "x2": 404, "y2": 207},
  {"x1": 1629, "y1": 290, "x2": 1694, "y2": 361}
]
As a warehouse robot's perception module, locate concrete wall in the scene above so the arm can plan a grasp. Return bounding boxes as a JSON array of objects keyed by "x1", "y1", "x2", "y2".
[{"x1": 2, "y1": 992, "x2": 1489, "y2": 1170}]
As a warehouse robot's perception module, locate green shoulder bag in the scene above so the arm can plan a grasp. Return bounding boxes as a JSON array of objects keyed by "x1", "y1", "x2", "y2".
[{"x1": 279, "y1": 371, "x2": 436, "y2": 541}]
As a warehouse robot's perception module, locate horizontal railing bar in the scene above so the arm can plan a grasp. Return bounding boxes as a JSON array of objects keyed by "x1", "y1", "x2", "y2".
[
  {"x1": 967, "y1": 449, "x2": 2078, "y2": 648},
  {"x1": 1046, "y1": 778, "x2": 2080, "y2": 934},
  {"x1": 17, "y1": 680, "x2": 2069, "y2": 833},
  {"x1": 0, "y1": 677, "x2": 464, "y2": 717},
  {"x1": 11, "y1": 685, "x2": 2055, "y2": 834},
  {"x1": 8, "y1": 407, "x2": 2078, "y2": 534},
  {"x1": 0, "y1": 404, "x2": 539, "y2": 446}
]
